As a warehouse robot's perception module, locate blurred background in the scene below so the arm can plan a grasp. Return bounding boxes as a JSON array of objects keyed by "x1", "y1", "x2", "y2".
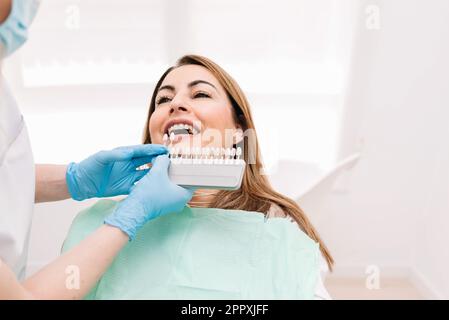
[{"x1": 2, "y1": 0, "x2": 448, "y2": 299}]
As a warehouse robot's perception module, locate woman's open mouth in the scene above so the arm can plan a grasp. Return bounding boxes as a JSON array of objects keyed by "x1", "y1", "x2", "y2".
[{"x1": 163, "y1": 120, "x2": 201, "y2": 144}]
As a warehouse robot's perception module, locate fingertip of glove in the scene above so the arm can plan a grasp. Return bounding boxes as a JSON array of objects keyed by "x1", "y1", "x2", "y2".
[
  {"x1": 152, "y1": 153, "x2": 169, "y2": 164},
  {"x1": 143, "y1": 143, "x2": 168, "y2": 154},
  {"x1": 184, "y1": 187, "x2": 195, "y2": 201},
  {"x1": 152, "y1": 143, "x2": 169, "y2": 151}
]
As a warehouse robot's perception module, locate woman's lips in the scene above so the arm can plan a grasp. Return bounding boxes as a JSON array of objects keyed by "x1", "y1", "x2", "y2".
[{"x1": 163, "y1": 119, "x2": 201, "y2": 137}]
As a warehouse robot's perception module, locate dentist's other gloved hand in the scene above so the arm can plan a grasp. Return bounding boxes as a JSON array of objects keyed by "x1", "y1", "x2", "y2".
[
  {"x1": 104, "y1": 154, "x2": 194, "y2": 240},
  {"x1": 66, "y1": 144, "x2": 167, "y2": 201}
]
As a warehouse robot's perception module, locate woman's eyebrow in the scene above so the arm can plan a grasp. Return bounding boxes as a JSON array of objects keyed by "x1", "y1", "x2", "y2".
[
  {"x1": 158, "y1": 85, "x2": 175, "y2": 92},
  {"x1": 158, "y1": 80, "x2": 218, "y2": 93},
  {"x1": 188, "y1": 80, "x2": 218, "y2": 91}
]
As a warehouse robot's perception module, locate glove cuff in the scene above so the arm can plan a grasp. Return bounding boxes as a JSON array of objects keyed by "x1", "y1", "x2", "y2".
[
  {"x1": 66, "y1": 162, "x2": 86, "y2": 201},
  {"x1": 103, "y1": 196, "x2": 152, "y2": 241},
  {"x1": 104, "y1": 218, "x2": 133, "y2": 242}
]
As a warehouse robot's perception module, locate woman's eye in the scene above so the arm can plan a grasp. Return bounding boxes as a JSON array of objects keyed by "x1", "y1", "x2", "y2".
[
  {"x1": 194, "y1": 92, "x2": 210, "y2": 99},
  {"x1": 156, "y1": 96, "x2": 172, "y2": 105}
]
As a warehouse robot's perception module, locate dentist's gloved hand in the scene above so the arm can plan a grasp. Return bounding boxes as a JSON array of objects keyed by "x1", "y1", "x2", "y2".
[
  {"x1": 66, "y1": 144, "x2": 167, "y2": 201},
  {"x1": 104, "y1": 154, "x2": 194, "y2": 240}
]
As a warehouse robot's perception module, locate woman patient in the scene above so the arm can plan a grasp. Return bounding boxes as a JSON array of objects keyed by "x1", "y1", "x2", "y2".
[{"x1": 63, "y1": 55, "x2": 334, "y2": 299}]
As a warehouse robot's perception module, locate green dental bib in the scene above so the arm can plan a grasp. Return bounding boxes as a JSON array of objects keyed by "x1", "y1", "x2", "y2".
[{"x1": 62, "y1": 199, "x2": 320, "y2": 299}]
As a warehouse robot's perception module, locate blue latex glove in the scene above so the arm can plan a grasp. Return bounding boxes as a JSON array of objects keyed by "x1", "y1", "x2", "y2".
[
  {"x1": 66, "y1": 144, "x2": 167, "y2": 201},
  {"x1": 104, "y1": 154, "x2": 194, "y2": 240}
]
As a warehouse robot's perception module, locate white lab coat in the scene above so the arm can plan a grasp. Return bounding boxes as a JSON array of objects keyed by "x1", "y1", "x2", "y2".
[{"x1": 0, "y1": 75, "x2": 35, "y2": 280}]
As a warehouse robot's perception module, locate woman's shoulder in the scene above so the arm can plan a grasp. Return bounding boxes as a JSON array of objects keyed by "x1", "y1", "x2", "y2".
[
  {"x1": 266, "y1": 203, "x2": 289, "y2": 218},
  {"x1": 265, "y1": 203, "x2": 320, "y2": 253},
  {"x1": 266, "y1": 203, "x2": 300, "y2": 227},
  {"x1": 266, "y1": 203, "x2": 331, "y2": 299}
]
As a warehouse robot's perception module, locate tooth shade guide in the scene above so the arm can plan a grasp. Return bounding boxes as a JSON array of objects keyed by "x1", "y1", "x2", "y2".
[
  {"x1": 168, "y1": 148, "x2": 246, "y2": 190},
  {"x1": 130, "y1": 145, "x2": 245, "y2": 189},
  {"x1": 168, "y1": 147, "x2": 239, "y2": 159}
]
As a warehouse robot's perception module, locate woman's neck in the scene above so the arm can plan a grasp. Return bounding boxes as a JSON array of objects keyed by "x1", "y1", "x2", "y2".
[{"x1": 188, "y1": 189, "x2": 219, "y2": 208}]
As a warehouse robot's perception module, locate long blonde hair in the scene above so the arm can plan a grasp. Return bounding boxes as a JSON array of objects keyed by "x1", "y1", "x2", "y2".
[{"x1": 143, "y1": 55, "x2": 334, "y2": 271}]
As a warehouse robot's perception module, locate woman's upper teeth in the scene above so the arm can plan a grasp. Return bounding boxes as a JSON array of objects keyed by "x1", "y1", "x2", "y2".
[{"x1": 167, "y1": 123, "x2": 197, "y2": 135}]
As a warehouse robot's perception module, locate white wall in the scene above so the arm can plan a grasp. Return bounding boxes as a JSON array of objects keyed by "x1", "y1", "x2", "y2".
[{"x1": 316, "y1": 0, "x2": 449, "y2": 298}]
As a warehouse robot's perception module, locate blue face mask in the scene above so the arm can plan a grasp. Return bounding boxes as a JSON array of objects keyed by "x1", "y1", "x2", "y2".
[{"x1": 0, "y1": 0, "x2": 40, "y2": 58}]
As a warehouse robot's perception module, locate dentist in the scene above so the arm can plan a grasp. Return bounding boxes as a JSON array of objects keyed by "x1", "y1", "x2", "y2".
[{"x1": 0, "y1": 0, "x2": 193, "y2": 299}]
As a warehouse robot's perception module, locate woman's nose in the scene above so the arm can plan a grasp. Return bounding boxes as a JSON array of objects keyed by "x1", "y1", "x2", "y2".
[{"x1": 169, "y1": 99, "x2": 191, "y2": 114}]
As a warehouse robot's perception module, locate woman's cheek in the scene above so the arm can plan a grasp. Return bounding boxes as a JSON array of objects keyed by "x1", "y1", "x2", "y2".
[
  {"x1": 150, "y1": 129, "x2": 162, "y2": 144},
  {"x1": 148, "y1": 119, "x2": 161, "y2": 143},
  {"x1": 199, "y1": 108, "x2": 224, "y2": 127}
]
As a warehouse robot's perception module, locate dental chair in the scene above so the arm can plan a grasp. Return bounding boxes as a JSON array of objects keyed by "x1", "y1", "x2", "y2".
[{"x1": 269, "y1": 153, "x2": 361, "y2": 222}]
